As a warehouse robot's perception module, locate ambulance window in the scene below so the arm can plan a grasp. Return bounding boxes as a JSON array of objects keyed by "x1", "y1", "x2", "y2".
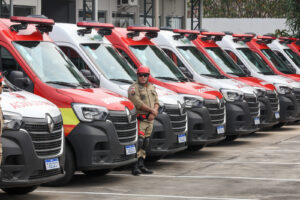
[
  {"x1": 162, "y1": 48, "x2": 186, "y2": 69},
  {"x1": 273, "y1": 50, "x2": 288, "y2": 64},
  {"x1": 225, "y1": 50, "x2": 243, "y2": 65},
  {"x1": 59, "y1": 46, "x2": 89, "y2": 71},
  {"x1": 117, "y1": 48, "x2": 137, "y2": 69},
  {"x1": 0, "y1": 46, "x2": 34, "y2": 92}
]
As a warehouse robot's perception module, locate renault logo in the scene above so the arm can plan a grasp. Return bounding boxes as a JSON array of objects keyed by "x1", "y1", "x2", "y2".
[
  {"x1": 216, "y1": 97, "x2": 221, "y2": 109},
  {"x1": 125, "y1": 107, "x2": 132, "y2": 123},
  {"x1": 46, "y1": 114, "x2": 54, "y2": 133},
  {"x1": 178, "y1": 102, "x2": 184, "y2": 116}
]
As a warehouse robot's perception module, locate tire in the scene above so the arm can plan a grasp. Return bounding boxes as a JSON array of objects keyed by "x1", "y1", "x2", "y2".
[
  {"x1": 272, "y1": 122, "x2": 286, "y2": 129},
  {"x1": 42, "y1": 144, "x2": 75, "y2": 186},
  {"x1": 82, "y1": 169, "x2": 111, "y2": 176},
  {"x1": 146, "y1": 156, "x2": 162, "y2": 162},
  {"x1": 186, "y1": 145, "x2": 205, "y2": 151},
  {"x1": 224, "y1": 135, "x2": 239, "y2": 142},
  {"x1": 2, "y1": 185, "x2": 38, "y2": 195}
]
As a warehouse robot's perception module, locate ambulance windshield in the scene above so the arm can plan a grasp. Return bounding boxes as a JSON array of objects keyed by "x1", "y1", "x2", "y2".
[
  {"x1": 130, "y1": 45, "x2": 188, "y2": 82},
  {"x1": 13, "y1": 41, "x2": 90, "y2": 88},
  {"x1": 81, "y1": 43, "x2": 136, "y2": 83}
]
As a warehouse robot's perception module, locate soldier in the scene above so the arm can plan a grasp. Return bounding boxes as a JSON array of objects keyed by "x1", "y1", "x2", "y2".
[
  {"x1": 128, "y1": 66, "x2": 159, "y2": 176},
  {"x1": 0, "y1": 72, "x2": 3, "y2": 166}
]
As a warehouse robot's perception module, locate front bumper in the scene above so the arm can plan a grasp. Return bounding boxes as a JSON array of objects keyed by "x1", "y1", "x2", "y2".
[
  {"x1": 226, "y1": 101, "x2": 259, "y2": 135},
  {"x1": 147, "y1": 113, "x2": 187, "y2": 157},
  {"x1": 186, "y1": 107, "x2": 225, "y2": 146},
  {"x1": 278, "y1": 93, "x2": 297, "y2": 122},
  {"x1": 258, "y1": 96, "x2": 279, "y2": 128},
  {"x1": 67, "y1": 120, "x2": 137, "y2": 171},
  {"x1": 0, "y1": 130, "x2": 65, "y2": 188}
]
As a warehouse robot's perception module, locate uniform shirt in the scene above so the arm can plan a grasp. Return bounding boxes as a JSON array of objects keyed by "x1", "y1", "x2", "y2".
[{"x1": 128, "y1": 82, "x2": 159, "y2": 115}]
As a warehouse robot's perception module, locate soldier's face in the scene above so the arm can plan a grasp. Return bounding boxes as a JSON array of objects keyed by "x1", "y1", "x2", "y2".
[{"x1": 138, "y1": 73, "x2": 149, "y2": 84}]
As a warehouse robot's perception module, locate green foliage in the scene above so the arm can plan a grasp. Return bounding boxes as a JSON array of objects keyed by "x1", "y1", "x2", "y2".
[
  {"x1": 285, "y1": 0, "x2": 300, "y2": 38},
  {"x1": 274, "y1": 29, "x2": 290, "y2": 37}
]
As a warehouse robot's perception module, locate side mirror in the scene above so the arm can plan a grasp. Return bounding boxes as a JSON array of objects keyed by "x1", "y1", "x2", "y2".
[
  {"x1": 80, "y1": 69, "x2": 100, "y2": 85},
  {"x1": 179, "y1": 67, "x2": 193, "y2": 80},
  {"x1": 8, "y1": 70, "x2": 31, "y2": 89},
  {"x1": 239, "y1": 64, "x2": 251, "y2": 76}
]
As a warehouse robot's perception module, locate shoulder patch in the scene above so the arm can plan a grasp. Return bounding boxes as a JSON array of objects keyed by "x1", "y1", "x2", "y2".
[{"x1": 130, "y1": 87, "x2": 135, "y2": 95}]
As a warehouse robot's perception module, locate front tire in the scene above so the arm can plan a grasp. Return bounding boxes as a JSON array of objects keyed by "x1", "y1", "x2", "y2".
[
  {"x1": 82, "y1": 169, "x2": 111, "y2": 176},
  {"x1": 2, "y1": 185, "x2": 38, "y2": 195},
  {"x1": 186, "y1": 145, "x2": 205, "y2": 151},
  {"x1": 224, "y1": 135, "x2": 239, "y2": 142}
]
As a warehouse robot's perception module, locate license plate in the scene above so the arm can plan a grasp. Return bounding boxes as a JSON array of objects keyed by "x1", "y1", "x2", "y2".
[
  {"x1": 217, "y1": 126, "x2": 225, "y2": 134},
  {"x1": 125, "y1": 145, "x2": 136, "y2": 155},
  {"x1": 45, "y1": 158, "x2": 60, "y2": 170},
  {"x1": 178, "y1": 134, "x2": 187, "y2": 143},
  {"x1": 254, "y1": 117, "x2": 260, "y2": 125},
  {"x1": 275, "y1": 112, "x2": 280, "y2": 119}
]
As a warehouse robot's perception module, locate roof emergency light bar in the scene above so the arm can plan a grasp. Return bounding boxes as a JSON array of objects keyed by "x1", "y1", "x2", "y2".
[
  {"x1": 173, "y1": 29, "x2": 200, "y2": 41},
  {"x1": 278, "y1": 37, "x2": 295, "y2": 44},
  {"x1": 200, "y1": 31, "x2": 225, "y2": 42},
  {"x1": 127, "y1": 26, "x2": 160, "y2": 39},
  {"x1": 77, "y1": 22, "x2": 114, "y2": 36},
  {"x1": 232, "y1": 34, "x2": 254, "y2": 43},
  {"x1": 10, "y1": 16, "x2": 54, "y2": 33},
  {"x1": 256, "y1": 35, "x2": 276, "y2": 44}
]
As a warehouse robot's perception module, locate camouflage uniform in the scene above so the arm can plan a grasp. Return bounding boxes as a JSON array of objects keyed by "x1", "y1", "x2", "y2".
[{"x1": 128, "y1": 82, "x2": 159, "y2": 159}]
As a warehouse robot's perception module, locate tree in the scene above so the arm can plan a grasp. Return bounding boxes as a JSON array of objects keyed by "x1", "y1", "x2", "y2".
[{"x1": 285, "y1": 0, "x2": 300, "y2": 37}]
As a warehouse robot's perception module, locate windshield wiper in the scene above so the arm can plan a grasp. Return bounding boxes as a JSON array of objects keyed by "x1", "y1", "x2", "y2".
[
  {"x1": 202, "y1": 74, "x2": 226, "y2": 79},
  {"x1": 227, "y1": 72, "x2": 247, "y2": 77},
  {"x1": 155, "y1": 76, "x2": 180, "y2": 82},
  {"x1": 45, "y1": 81, "x2": 79, "y2": 88},
  {"x1": 109, "y1": 78, "x2": 134, "y2": 84}
]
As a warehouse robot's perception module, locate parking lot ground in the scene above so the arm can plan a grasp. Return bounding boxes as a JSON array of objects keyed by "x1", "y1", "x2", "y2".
[{"x1": 1, "y1": 124, "x2": 300, "y2": 200}]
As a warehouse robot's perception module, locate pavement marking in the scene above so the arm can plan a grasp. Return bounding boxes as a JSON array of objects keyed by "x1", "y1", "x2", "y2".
[
  {"x1": 279, "y1": 141, "x2": 300, "y2": 143},
  {"x1": 35, "y1": 190, "x2": 258, "y2": 200},
  {"x1": 110, "y1": 173, "x2": 300, "y2": 182},
  {"x1": 159, "y1": 160, "x2": 300, "y2": 165}
]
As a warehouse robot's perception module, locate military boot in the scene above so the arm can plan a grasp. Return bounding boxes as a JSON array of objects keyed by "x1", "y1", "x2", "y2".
[
  {"x1": 138, "y1": 157, "x2": 153, "y2": 174},
  {"x1": 131, "y1": 161, "x2": 142, "y2": 176}
]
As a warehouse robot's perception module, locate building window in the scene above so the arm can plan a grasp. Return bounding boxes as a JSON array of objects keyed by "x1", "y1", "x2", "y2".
[
  {"x1": 14, "y1": 5, "x2": 35, "y2": 16},
  {"x1": 79, "y1": 10, "x2": 107, "y2": 22},
  {"x1": 166, "y1": 16, "x2": 182, "y2": 29},
  {"x1": 113, "y1": 12, "x2": 134, "y2": 27}
]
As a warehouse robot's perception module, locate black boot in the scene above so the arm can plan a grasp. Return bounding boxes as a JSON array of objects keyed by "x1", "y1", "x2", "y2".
[
  {"x1": 131, "y1": 161, "x2": 142, "y2": 176},
  {"x1": 138, "y1": 157, "x2": 153, "y2": 174}
]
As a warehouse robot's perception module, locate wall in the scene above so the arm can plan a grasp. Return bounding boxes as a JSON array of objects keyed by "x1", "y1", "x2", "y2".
[{"x1": 186, "y1": 18, "x2": 289, "y2": 35}]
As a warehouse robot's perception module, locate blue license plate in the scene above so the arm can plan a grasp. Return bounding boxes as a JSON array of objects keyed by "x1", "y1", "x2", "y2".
[
  {"x1": 178, "y1": 134, "x2": 187, "y2": 143},
  {"x1": 125, "y1": 145, "x2": 136, "y2": 155},
  {"x1": 275, "y1": 112, "x2": 280, "y2": 119},
  {"x1": 217, "y1": 126, "x2": 225, "y2": 134},
  {"x1": 45, "y1": 158, "x2": 60, "y2": 170},
  {"x1": 254, "y1": 117, "x2": 260, "y2": 125}
]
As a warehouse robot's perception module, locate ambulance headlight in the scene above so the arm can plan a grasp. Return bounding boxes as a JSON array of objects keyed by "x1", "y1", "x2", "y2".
[
  {"x1": 221, "y1": 89, "x2": 244, "y2": 102},
  {"x1": 183, "y1": 95, "x2": 204, "y2": 108},
  {"x1": 3, "y1": 111, "x2": 23, "y2": 130},
  {"x1": 72, "y1": 103, "x2": 108, "y2": 122},
  {"x1": 274, "y1": 84, "x2": 292, "y2": 94}
]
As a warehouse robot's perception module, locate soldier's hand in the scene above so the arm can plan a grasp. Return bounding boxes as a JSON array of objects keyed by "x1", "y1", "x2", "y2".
[
  {"x1": 151, "y1": 109, "x2": 158, "y2": 117},
  {"x1": 148, "y1": 113, "x2": 155, "y2": 121}
]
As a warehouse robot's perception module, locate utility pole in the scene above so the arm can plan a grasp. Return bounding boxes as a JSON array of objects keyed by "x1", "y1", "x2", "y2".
[
  {"x1": 154, "y1": 0, "x2": 159, "y2": 27},
  {"x1": 190, "y1": 0, "x2": 203, "y2": 30}
]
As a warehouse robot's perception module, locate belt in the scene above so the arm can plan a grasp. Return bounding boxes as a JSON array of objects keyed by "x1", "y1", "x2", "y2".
[{"x1": 137, "y1": 114, "x2": 149, "y2": 120}]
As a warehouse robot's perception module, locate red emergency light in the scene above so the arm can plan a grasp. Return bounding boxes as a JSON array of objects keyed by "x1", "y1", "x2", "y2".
[
  {"x1": 77, "y1": 22, "x2": 114, "y2": 29},
  {"x1": 278, "y1": 36, "x2": 295, "y2": 44},
  {"x1": 173, "y1": 29, "x2": 199, "y2": 40},
  {"x1": 256, "y1": 35, "x2": 276, "y2": 44},
  {"x1": 232, "y1": 34, "x2": 254, "y2": 43},
  {"x1": 77, "y1": 21, "x2": 114, "y2": 36},
  {"x1": 200, "y1": 32, "x2": 225, "y2": 42},
  {"x1": 127, "y1": 26, "x2": 160, "y2": 39},
  {"x1": 10, "y1": 16, "x2": 54, "y2": 33}
]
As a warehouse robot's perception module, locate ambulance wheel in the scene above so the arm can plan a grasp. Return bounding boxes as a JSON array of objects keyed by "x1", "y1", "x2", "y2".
[
  {"x1": 186, "y1": 145, "x2": 204, "y2": 151},
  {"x1": 2, "y1": 185, "x2": 38, "y2": 195},
  {"x1": 82, "y1": 169, "x2": 111, "y2": 176},
  {"x1": 224, "y1": 135, "x2": 239, "y2": 142},
  {"x1": 43, "y1": 144, "x2": 75, "y2": 186},
  {"x1": 272, "y1": 122, "x2": 286, "y2": 129}
]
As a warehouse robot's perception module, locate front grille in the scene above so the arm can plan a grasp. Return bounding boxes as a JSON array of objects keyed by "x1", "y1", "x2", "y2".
[
  {"x1": 23, "y1": 116, "x2": 63, "y2": 158},
  {"x1": 266, "y1": 90, "x2": 279, "y2": 112},
  {"x1": 113, "y1": 154, "x2": 136, "y2": 163},
  {"x1": 108, "y1": 110, "x2": 137, "y2": 144},
  {"x1": 204, "y1": 98, "x2": 225, "y2": 125},
  {"x1": 293, "y1": 88, "x2": 300, "y2": 117},
  {"x1": 165, "y1": 104, "x2": 187, "y2": 134},
  {"x1": 244, "y1": 94, "x2": 260, "y2": 117}
]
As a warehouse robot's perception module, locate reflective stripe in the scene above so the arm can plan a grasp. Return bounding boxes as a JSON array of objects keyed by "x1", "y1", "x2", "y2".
[
  {"x1": 137, "y1": 119, "x2": 145, "y2": 136},
  {"x1": 59, "y1": 108, "x2": 80, "y2": 125}
]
